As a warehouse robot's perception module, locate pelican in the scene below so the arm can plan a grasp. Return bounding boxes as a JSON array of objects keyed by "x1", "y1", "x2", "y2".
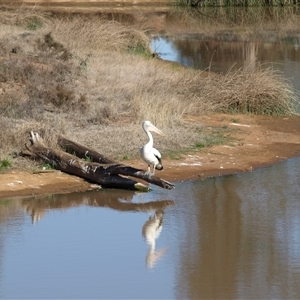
[{"x1": 140, "y1": 121, "x2": 164, "y2": 175}]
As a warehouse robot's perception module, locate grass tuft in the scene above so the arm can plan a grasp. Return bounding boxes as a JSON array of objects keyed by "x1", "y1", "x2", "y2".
[{"x1": 0, "y1": 158, "x2": 12, "y2": 172}]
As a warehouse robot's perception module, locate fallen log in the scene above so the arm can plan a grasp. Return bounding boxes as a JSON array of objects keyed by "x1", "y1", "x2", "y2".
[
  {"x1": 20, "y1": 132, "x2": 175, "y2": 191},
  {"x1": 57, "y1": 135, "x2": 116, "y2": 164}
]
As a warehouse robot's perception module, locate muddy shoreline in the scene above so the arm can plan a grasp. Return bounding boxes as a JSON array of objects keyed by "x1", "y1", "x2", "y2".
[{"x1": 1, "y1": 114, "x2": 300, "y2": 199}]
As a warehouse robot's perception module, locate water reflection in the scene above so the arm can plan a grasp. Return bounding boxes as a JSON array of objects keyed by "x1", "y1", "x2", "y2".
[
  {"x1": 175, "y1": 176, "x2": 242, "y2": 299},
  {"x1": 20, "y1": 191, "x2": 173, "y2": 269},
  {"x1": 16, "y1": 192, "x2": 174, "y2": 272},
  {"x1": 175, "y1": 158, "x2": 300, "y2": 299},
  {"x1": 21, "y1": 190, "x2": 174, "y2": 225},
  {"x1": 142, "y1": 209, "x2": 167, "y2": 268}
]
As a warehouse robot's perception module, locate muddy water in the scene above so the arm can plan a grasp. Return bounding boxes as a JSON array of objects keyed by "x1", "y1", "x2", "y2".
[
  {"x1": 1, "y1": 157, "x2": 300, "y2": 298},
  {"x1": 152, "y1": 37, "x2": 300, "y2": 92}
]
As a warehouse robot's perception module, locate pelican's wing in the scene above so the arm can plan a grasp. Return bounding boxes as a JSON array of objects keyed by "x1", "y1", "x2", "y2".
[{"x1": 152, "y1": 147, "x2": 162, "y2": 160}]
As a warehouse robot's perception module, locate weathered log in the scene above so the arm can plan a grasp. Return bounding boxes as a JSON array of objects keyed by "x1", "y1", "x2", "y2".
[
  {"x1": 20, "y1": 132, "x2": 175, "y2": 191},
  {"x1": 57, "y1": 135, "x2": 116, "y2": 164}
]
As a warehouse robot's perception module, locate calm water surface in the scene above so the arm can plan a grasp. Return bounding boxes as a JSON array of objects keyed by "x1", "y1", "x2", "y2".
[
  {"x1": 1, "y1": 157, "x2": 300, "y2": 299},
  {"x1": 151, "y1": 37, "x2": 300, "y2": 92}
]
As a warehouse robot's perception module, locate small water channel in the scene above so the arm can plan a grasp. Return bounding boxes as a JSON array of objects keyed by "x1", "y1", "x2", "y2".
[
  {"x1": 0, "y1": 157, "x2": 300, "y2": 298},
  {"x1": 151, "y1": 37, "x2": 300, "y2": 92}
]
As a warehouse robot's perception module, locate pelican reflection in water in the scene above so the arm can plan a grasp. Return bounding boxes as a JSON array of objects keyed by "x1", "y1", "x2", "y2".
[{"x1": 142, "y1": 209, "x2": 167, "y2": 268}]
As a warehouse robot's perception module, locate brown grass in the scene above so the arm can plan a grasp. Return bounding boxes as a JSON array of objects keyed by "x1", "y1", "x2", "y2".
[{"x1": 0, "y1": 6, "x2": 299, "y2": 171}]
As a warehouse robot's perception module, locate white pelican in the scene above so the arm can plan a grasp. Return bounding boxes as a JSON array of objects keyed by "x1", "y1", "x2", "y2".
[{"x1": 140, "y1": 121, "x2": 164, "y2": 175}]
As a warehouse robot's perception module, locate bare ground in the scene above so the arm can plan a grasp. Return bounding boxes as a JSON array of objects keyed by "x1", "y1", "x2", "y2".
[{"x1": 1, "y1": 113, "x2": 299, "y2": 199}]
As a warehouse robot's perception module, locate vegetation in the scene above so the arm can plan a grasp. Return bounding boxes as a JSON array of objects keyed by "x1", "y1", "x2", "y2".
[
  {"x1": 177, "y1": 0, "x2": 300, "y2": 6},
  {"x1": 0, "y1": 6, "x2": 299, "y2": 171},
  {"x1": 194, "y1": 126, "x2": 237, "y2": 148},
  {"x1": 41, "y1": 163, "x2": 55, "y2": 170},
  {"x1": 0, "y1": 158, "x2": 12, "y2": 172},
  {"x1": 166, "y1": 6, "x2": 300, "y2": 43}
]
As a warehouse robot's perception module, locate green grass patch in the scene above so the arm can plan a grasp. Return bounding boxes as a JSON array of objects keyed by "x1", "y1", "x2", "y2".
[
  {"x1": 194, "y1": 133, "x2": 227, "y2": 148},
  {"x1": 0, "y1": 158, "x2": 12, "y2": 172},
  {"x1": 27, "y1": 17, "x2": 43, "y2": 31},
  {"x1": 167, "y1": 148, "x2": 191, "y2": 160},
  {"x1": 83, "y1": 156, "x2": 92, "y2": 162},
  {"x1": 127, "y1": 43, "x2": 152, "y2": 58},
  {"x1": 41, "y1": 163, "x2": 55, "y2": 170},
  {"x1": 194, "y1": 126, "x2": 238, "y2": 149},
  {"x1": 165, "y1": 126, "x2": 239, "y2": 160}
]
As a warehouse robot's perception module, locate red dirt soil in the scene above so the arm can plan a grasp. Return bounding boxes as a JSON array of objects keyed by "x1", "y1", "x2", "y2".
[{"x1": 1, "y1": 114, "x2": 300, "y2": 199}]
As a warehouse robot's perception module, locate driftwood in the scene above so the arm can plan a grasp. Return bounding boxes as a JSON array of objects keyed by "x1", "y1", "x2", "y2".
[
  {"x1": 57, "y1": 135, "x2": 116, "y2": 164},
  {"x1": 20, "y1": 132, "x2": 175, "y2": 191}
]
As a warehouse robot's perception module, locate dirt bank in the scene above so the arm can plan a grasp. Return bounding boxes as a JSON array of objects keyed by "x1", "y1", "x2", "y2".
[{"x1": 1, "y1": 114, "x2": 300, "y2": 199}]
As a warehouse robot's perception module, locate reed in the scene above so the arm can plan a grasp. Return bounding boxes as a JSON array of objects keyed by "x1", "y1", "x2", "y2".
[
  {"x1": 166, "y1": 6, "x2": 300, "y2": 41},
  {"x1": 176, "y1": 0, "x2": 299, "y2": 6}
]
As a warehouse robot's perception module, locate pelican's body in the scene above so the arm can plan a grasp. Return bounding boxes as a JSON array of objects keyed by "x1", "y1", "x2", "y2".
[{"x1": 140, "y1": 121, "x2": 164, "y2": 174}]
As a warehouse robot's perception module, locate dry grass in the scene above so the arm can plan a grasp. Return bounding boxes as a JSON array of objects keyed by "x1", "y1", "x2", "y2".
[
  {"x1": 196, "y1": 65, "x2": 299, "y2": 115},
  {"x1": 176, "y1": 0, "x2": 298, "y2": 5},
  {"x1": 0, "y1": 6, "x2": 299, "y2": 171},
  {"x1": 51, "y1": 16, "x2": 152, "y2": 56}
]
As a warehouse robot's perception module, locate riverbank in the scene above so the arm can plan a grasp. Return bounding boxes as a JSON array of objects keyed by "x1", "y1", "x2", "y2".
[
  {"x1": 1, "y1": 7, "x2": 300, "y2": 199},
  {"x1": 1, "y1": 113, "x2": 300, "y2": 199}
]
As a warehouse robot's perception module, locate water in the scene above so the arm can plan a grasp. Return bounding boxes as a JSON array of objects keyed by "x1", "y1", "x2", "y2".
[
  {"x1": 151, "y1": 37, "x2": 300, "y2": 92},
  {"x1": 1, "y1": 157, "x2": 300, "y2": 299}
]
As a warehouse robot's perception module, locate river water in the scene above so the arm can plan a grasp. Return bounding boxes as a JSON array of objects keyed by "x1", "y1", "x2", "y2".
[
  {"x1": 151, "y1": 37, "x2": 300, "y2": 92},
  {"x1": 0, "y1": 157, "x2": 300, "y2": 298},
  {"x1": 1, "y1": 5, "x2": 300, "y2": 299}
]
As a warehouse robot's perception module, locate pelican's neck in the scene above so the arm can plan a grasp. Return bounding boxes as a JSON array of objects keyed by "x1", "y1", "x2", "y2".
[{"x1": 144, "y1": 128, "x2": 154, "y2": 148}]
